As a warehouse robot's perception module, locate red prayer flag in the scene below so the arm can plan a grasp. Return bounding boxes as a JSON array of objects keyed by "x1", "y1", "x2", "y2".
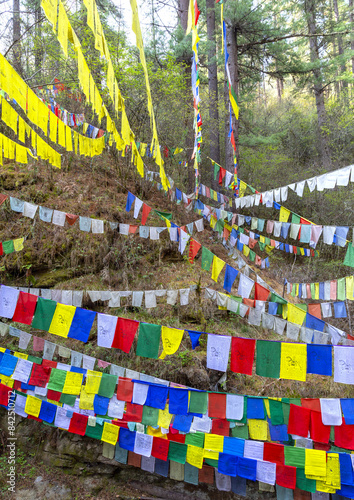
[
  {"x1": 276, "y1": 464, "x2": 296, "y2": 490},
  {"x1": 199, "y1": 465, "x2": 215, "y2": 484},
  {"x1": 0, "y1": 243, "x2": 3, "y2": 256},
  {"x1": 46, "y1": 390, "x2": 61, "y2": 401},
  {"x1": 263, "y1": 442, "x2": 284, "y2": 465},
  {"x1": 313, "y1": 442, "x2": 331, "y2": 451},
  {"x1": 28, "y1": 365, "x2": 52, "y2": 387},
  {"x1": 287, "y1": 404, "x2": 311, "y2": 438},
  {"x1": 65, "y1": 213, "x2": 79, "y2": 226},
  {"x1": 129, "y1": 225, "x2": 138, "y2": 234},
  {"x1": 254, "y1": 283, "x2": 270, "y2": 301},
  {"x1": 208, "y1": 393, "x2": 226, "y2": 419},
  {"x1": 334, "y1": 419, "x2": 354, "y2": 450},
  {"x1": 0, "y1": 383, "x2": 11, "y2": 406},
  {"x1": 294, "y1": 488, "x2": 311, "y2": 500},
  {"x1": 68, "y1": 412, "x2": 88, "y2": 436},
  {"x1": 189, "y1": 239, "x2": 201, "y2": 264},
  {"x1": 123, "y1": 403, "x2": 143, "y2": 422},
  {"x1": 301, "y1": 398, "x2": 321, "y2": 412},
  {"x1": 128, "y1": 451, "x2": 141, "y2": 468},
  {"x1": 141, "y1": 204, "x2": 151, "y2": 225},
  {"x1": 223, "y1": 227, "x2": 231, "y2": 241},
  {"x1": 218, "y1": 167, "x2": 226, "y2": 185},
  {"x1": 12, "y1": 291, "x2": 38, "y2": 325},
  {"x1": 167, "y1": 431, "x2": 186, "y2": 443},
  {"x1": 308, "y1": 303, "x2": 321, "y2": 319},
  {"x1": 230, "y1": 337, "x2": 255, "y2": 375},
  {"x1": 152, "y1": 436, "x2": 169, "y2": 461},
  {"x1": 248, "y1": 238, "x2": 257, "y2": 249},
  {"x1": 211, "y1": 418, "x2": 230, "y2": 436},
  {"x1": 0, "y1": 194, "x2": 8, "y2": 205},
  {"x1": 111, "y1": 317, "x2": 139, "y2": 353},
  {"x1": 116, "y1": 377, "x2": 133, "y2": 402},
  {"x1": 42, "y1": 359, "x2": 57, "y2": 369},
  {"x1": 33, "y1": 336, "x2": 45, "y2": 352}
]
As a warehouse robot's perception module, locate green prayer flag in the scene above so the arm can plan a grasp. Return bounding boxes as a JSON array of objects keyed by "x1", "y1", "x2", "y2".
[
  {"x1": 168, "y1": 442, "x2": 187, "y2": 464},
  {"x1": 284, "y1": 447, "x2": 305, "y2": 468},
  {"x1": 31, "y1": 297, "x2": 57, "y2": 331},
  {"x1": 213, "y1": 162, "x2": 220, "y2": 180},
  {"x1": 201, "y1": 247, "x2": 214, "y2": 271},
  {"x1": 27, "y1": 355, "x2": 42, "y2": 364},
  {"x1": 204, "y1": 458, "x2": 218, "y2": 467},
  {"x1": 214, "y1": 219, "x2": 224, "y2": 235},
  {"x1": 189, "y1": 391, "x2": 207, "y2": 414},
  {"x1": 142, "y1": 406, "x2": 159, "y2": 426},
  {"x1": 289, "y1": 398, "x2": 302, "y2": 406},
  {"x1": 85, "y1": 423, "x2": 103, "y2": 440},
  {"x1": 2, "y1": 240, "x2": 14, "y2": 254},
  {"x1": 337, "y1": 277, "x2": 346, "y2": 300},
  {"x1": 256, "y1": 340, "x2": 281, "y2": 379},
  {"x1": 296, "y1": 468, "x2": 316, "y2": 493},
  {"x1": 270, "y1": 293, "x2": 287, "y2": 305},
  {"x1": 291, "y1": 214, "x2": 301, "y2": 224},
  {"x1": 114, "y1": 443, "x2": 128, "y2": 463},
  {"x1": 136, "y1": 323, "x2": 161, "y2": 359},
  {"x1": 185, "y1": 432, "x2": 204, "y2": 448},
  {"x1": 98, "y1": 373, "x2": 117, "y2": 398},
  {"x1": 154, "y1": 210, "x2": 172, "y2": 221},
  {"x1": 47, "y1": 368, "x2": 66, "y2": 392},
  {"x1": 343, "y1": 244, "x2": 354, "y2": 267},
  {"x1": 310, "y1": 283, "x2": 316, "y2": 298},
  {"x1": 59, "y1": 394, "x2": 76, "y2": 406},
  {"x1": 184, "y1": 463, "x2": 199, "y2": 485},
  {"x1": 264, "y1": 237, "x2": 271, "y2": 246},
  {"x1": 296, "y1": 303, "x2": 307, "y2": 312},
  {"x1": 249, "y1": 250, "x2": 255, "y2": 262},
  {"x1": 258, "y1": 242, "x2": 266, "y2": 252},
  {"x1": 170, "y1": 461, "x2": 184, "y2": 481},
  {"x1": 282, "y1": 399, "x2": 290, "y2": 425},
  {"x1": 291, "y1": 286, "x2": 296, "y2": 297},
  {"x1": 231, "y1": 424, "x2": 248, "y2": 439},
  {"x1": 269, "y1": 399, "x2": 284, "y2": 425}
]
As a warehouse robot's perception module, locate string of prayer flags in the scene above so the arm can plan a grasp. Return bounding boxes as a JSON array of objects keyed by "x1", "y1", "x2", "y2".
[{"x1": 0, "y1": 237, "x2": 25, "y2": 256}]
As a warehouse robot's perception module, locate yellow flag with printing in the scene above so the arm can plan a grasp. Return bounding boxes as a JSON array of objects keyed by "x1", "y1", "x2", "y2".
[
  {"x1": 85, "y1": 370, "x2": 102, "y2": 394},
  {"x1": 159, "y1": 326, "x2": 184, "y2": 359},
  {"x1": 25, "y1": 395, "x2": 42, "y2": 418},
  {"x1": 280, "y1": 342, "x2": 307, "y2": 382},
  {"x1": 314, "y1": 282, "x2": 320, "y2": 300},
  {"x1": 287, "y1": 303, "x2": 306, "y2": 326},
  {"x1": 41, "y1": 0, "x2": 58, "y2": 32},
  {"x1": 62, "y1": 371, "x2": 83, "y2": 395},
  {"x1": 186, "y1": 445, "x2": 204, "y2": 469},
  {"x1": 14, "y1": 351, "x2": 28, "y2": 359},
  {"x1": 248, "y1": 419, "x2": 268, "y2": 441},
  {"x1": 316, "y1": 453, "x2": 341, "y2": 491},
  {"x1": 79, "y1": 387, "x2": 95, "y2": 410},
  {"x1": 305, "y1": 449, "x2": 327, "y2": 479},
  {"x1": 48, "y1": 303, "x2": 76, "y2": 338},
  {"x1": 13, "y1": 238, "x2": 24, "y2": 252},
  {"x1": 57, "y1": 1, "x2": 69, "y2": 57},
  {"x1": 243, "y1": 245, "x2": 250, "y2": 257},
  {"x1": 211, "y1": 256, "x2": 225, "y2": 282},
  {"x1": 279, "y1": 206, "x2": 291, "y2": 222},
  {"x1": 0, "y1": 374, "x2": 14, "y2": 388},
  {"x1": 204, "y1": 434, "x2": 224, "y2": 453},
  {"x1": 16, "y1": 143, "x2": 27, "y2": 164},
  {"x1": 158, "y1": 405, "x2": 173, "y2": 429},
  {"x1": 101, "y1": 422, "x2": 119, "y2": 445}
]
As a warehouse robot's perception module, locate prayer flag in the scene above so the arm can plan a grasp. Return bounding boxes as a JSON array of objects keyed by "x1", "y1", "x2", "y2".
[
  {"x1": 48, "y1": 303, "x2": 76, "y2": 338},
  {"x1": 280, "y1": 343, "x2": 307, "y2": 382},
  {"x1": 230, "y1": 337, "x2": 255, "y2": 375},
  {"x1": 256, "y1": 340, "x2": 281, "y2": 378},
  {"x1": 12, "y1": 291, "x2": 38, "y2": 325},
  {"x1": 111, "y1": 317, "x2": 139, "y2": 352},
  {"x1": 136, "y1": 323, "x2": 161, "y2": 359},
  {"x1": 159, "y1": 326, "x2": 184, "y2": 359}
]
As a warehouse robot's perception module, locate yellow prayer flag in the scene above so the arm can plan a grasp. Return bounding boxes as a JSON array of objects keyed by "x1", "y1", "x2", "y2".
[
  {"x1": 0, "y1": 375, "x2": 14, "y2": 388},
  {"x1": 204, "y1": 434, "x2": 224, "y2": 453},
  {"x1": 16, "y1": 143, "x2": 27, "y2": 164},
  {"x1": 211, "y1": 256, "x2": 225, "y2": 282},
  {"x1": 174, "y1": 147, "x2": 183, "y2": 154},
  {"x1": 159, "y1": 326, "x2": 184, "y2": 359},
  {"x1": 239, "y1": 181, "x2": 247, "y2": 197},
  {"x1": 346, "y1": 276, "x2": 354, "y2": 300},
  {"x1": 314, "y1": 282, "x2": 320, "y2": 300},
  {"x1": 8, "y1": 138, "x2": 15, "y2": 160},
  {"x1": 260, "y1": 235, "x2": 265, "y2": 244},
  {"x1": 57, "y1": 1, "x2": 69, "y2": 57},
  {"x1": 14, "y1": 351, "x2": 28, "y2": 359},
  {"x1": 287, "y1": 303, "x2": 306, "y2": 326},
  {"x1": 79, "y1": 387, "x2": 95, "y2": 410},
  {"x1": 57, "y1": 120, "x2": 66, "y2": 148},
  {"x1": 248, "y1": 419, "x2": 268, "y2": 441},
  {"x1": 37, "y1": 99, "x2": 48, "y2": 136},
  {"x1": 186, "y1": 444, "x2": 204, "y2": 469},
  {"x1": 305, "y1": 449, "x2": 327, "y2": 479},
  {"x1": 280, "y1": 342, "x2": 307, "y2": 382},
  {"x1": 243, "y1": 245, "x2": 250, "y2": 257},
  {"x1": 315, "y1": 482, "x2": 336, "y2": 494},
  {"x1": 279, "y1": 207, "x2": 291, "y2": 223},
  {"x1": 263, "y1": 399, "x2": 270, "y2": 418},
  {"x1": 13, "y1": 238, "x2": 24, "y2": 252},
  {"x1": 62, "y1": 371, "x2": 83, "y2": 395},
  {"x1": 83, "y1": 0, "x2": 94, "y2": 32},
  {"x1": 147, "y1": 426, "x2": 167, "y2": 438},
  {"x1": 2, "y1": 98, "x2": 18, "y2": 134},
  {"x1": 25, "y1": 395, "x2": 42, "y2": 418},
  {"x1": 316, "y1": 453, "x2": 341, "y2": 491},
  {"x1": 210, "y1": 215, "x2": 217, "y2": 229},
  {"x1": 85, "y1": 370, "x2": 103, "y2": 394},
  {"x1": 101, "y1": 422, "x2": 119, "y2": 445},
  {"x1": 282, "y1": 304, "x2": 288, "y2": 320},
  {"x1": 65, "y1": 125, "x2": 73, "y2": 152},
  {"x1": 18, "y1": 117, "x2": 25, "y2": 143},
  {"x1": 158, "y1": 405, "x2": 173, "y2": 429},
  {"x1": 41, "y1": 0, "x2": 58, "y2": 32},
  {"x1": 48, "y1": 303, "x2": 76, "y2": 338}
]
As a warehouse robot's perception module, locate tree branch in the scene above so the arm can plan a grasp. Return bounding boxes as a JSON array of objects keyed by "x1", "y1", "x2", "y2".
[{"x1": 4, "y1": 16, "x2": 46, "y2": 57}]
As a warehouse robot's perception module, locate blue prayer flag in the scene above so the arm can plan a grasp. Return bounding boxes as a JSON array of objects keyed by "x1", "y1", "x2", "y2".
[
  {"x1": 305, "y1": 313, "x2": 325, "y2": 332},
  {"x1": 340, "y1": 399, "x2": 354, "y2": 425},
  {"x1": 68, "y1": 308, "x2": 96, "y2": 343},
  {"x1": 145, "y1": 384, "x2": 169, "y2": 410},
  {"x1": 307, "y1": 344, "x2": 332, "y2": 376},
  {"x1": 39, "y1": 400, "x2": 56, "y2": 423},
  {"x1": 246, "y1": 397, "x2": 265, "y2": 419},
  {"x1": 119, "y1": 428, "x2": 136, "y2": 451},
  {"x1": 218, "y1": 453, "x2": 238, "y2": 477},
  {"x1": 93, "y1": 395, "x2": 109, "y2": 415},
  {"x1": 334, "y1": 301, "x2": 347, "y2": 318},
  {"x1": 223, "y1": 265, "x2": 239, "y2": 294},
  {"x1": 125, "y1": 191, "x2": 135, "y2": 212},
  {"x1": 169, "y1": 388, "x2": 189, "y2": 415},
  {"x1": 187, "y1": 330, "x2": 203, "y2": 350}
]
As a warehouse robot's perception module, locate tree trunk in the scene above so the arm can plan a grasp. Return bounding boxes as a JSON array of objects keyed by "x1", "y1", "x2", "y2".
[
  {"x1": 34, "y1": 0, "x2": 43, "y2": 81},
  {"x1": 333, "y1": 0, "x2": 347, "y2": 89},
  {"x1": 178, "y1": 0, "x2": 196, "y2": 192},
  {"x1": 12, "y1": 0, "x2": 22, "y2": 75},
  {"x1": 225, "y1": 23, "x2": 239, "y2": 173},
  {"x1": 304, "y1": 0, "x2": 332, "y2": 168},
  {"x1": 349, "y1": 0, "x2": 354, "y2": 76},
  {"x1": 206, "y1": 0, "x2": 220, "y2": 188}
]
